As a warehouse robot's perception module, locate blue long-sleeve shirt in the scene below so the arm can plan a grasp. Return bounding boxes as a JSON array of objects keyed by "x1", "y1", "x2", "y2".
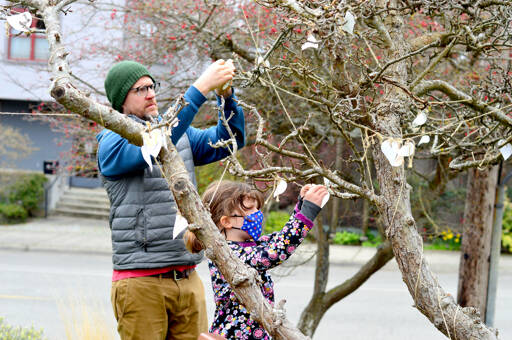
[{"x1": 96, "y1": 86, "x2": 245, "y2": 178}]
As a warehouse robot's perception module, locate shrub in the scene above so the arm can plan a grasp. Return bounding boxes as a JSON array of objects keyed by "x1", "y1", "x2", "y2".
[
  {"x1": 0, "y1": 204, "x2": 28, "y2": 223},
  {"x1": 0, "y1": 317, "x2": 46, "y2": 340},
  {"x1": 264, "y1": 211, "x2": 290, "y2": 234},
  {"x1": 361, "y1": 232, "x2": 383, "y2": 247},
  {"x1": 332, "y1": 231, "x2": 361, "y2": 245},
  {"x1": 8, "y1": 174, "x2": 47, "y2": 217},
  {"x1": 501, "y1": 199, "x2": 512, "y2": 253},
  {"x1": 424, "y1": 228, "x2": 461, "y2": 251},
  {"x1": 503, "y1": 234, "x2": 512, "y2": 253}
]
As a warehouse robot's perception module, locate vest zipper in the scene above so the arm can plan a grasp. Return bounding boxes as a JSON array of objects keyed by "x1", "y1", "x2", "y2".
[
  {"x1": 142, "y1": 208, "x2": 148, "y2": 252},
  {"x1": 136, "y1": 208, "x2": 148, "y2": 252}
]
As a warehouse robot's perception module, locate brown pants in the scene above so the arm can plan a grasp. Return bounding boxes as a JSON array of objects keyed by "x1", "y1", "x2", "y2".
[{"x1": 111, "y1": 271, "x2": 208, "y2": 340}]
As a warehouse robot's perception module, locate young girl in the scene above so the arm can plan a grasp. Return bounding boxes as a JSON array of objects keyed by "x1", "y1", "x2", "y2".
[{"x1": 185, "y1": 180, "x2": 327, "y2": 340}]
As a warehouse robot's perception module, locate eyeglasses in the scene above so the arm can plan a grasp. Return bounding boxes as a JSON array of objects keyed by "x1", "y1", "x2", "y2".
[{"x1": 130, "y1": 82, "x2": 160, "y2": 97}]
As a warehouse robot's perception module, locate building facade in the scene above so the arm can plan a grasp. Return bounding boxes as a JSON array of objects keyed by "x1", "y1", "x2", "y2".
[{"x1": 0, "y1": 1, "x2": 123, "y2": 173}]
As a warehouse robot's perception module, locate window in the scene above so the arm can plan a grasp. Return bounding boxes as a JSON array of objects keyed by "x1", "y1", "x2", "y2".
[{"x1": 7, "y1": 9, "x2": 49, "y2": 62}]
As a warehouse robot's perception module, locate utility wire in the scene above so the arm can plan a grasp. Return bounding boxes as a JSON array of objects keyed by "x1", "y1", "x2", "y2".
[{"x1": 0, "y1": 112, "x2": 80, "y2": 117}]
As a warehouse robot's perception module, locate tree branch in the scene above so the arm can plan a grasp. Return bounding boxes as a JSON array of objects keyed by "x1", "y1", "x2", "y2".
[{"x1": 415, "y1": 80, "x2": 512, "y2": 128}]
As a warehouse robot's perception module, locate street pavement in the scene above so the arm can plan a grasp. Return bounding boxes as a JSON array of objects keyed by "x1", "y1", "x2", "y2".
[
  {"x1": 1, "y1": 216, "x2": 512, "y2": 340},
  {"x1": 2, "y1": 215, "x2": 512, "y2": 273}
]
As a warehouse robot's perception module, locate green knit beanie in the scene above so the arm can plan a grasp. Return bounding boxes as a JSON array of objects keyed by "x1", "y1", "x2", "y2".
[{"x1": 104, "y1": 60, "x2": 156, "y2": 113}]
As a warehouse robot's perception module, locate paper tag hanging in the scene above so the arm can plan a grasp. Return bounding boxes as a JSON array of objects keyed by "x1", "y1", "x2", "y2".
[
  {"x1": 173, "y1": 213, "x2": 189, "y2": 239},
  {"x1": 418, "y1": 135, "x2": 430, "y2": 146},
  {"x1": 6, "y1": 12, "x2": 32, "y2": 33},
  {"x1": 381, "y1": 138, "x2": 404, "y2": 167},
  {"x1": 321, "y1": 191, "x2": 330, "y2": 208},
  {"x1": 342, "y1": 11, "x2": 356, "y2": 34},
  {"x1": 257, "y1": 56, "x2": 270, "y2": 68},
  {"x1": 273, "y1": 179, "x2": 288, "y2": 202},
  {"x1": 301, "y1": 33, "x2": 320, "y2": 50},
  {"x1": 412, "y1": 112, "x2": 427, "y2": 127},
  {"x1": 319, "y1": 178, "x2": 332, "y2": 207},
  {"x1": 141, "y1": 129, "x2": 164, "y2": 171},
  {"x1": 398, "y1": 141, "x2": 415, "y2": 157},
  {"x1": 274, "y1": 179, "x2": 287, "y2": 197},
  {"x1": 499, "y1": 139, "x2": 512, "y2": 160}
]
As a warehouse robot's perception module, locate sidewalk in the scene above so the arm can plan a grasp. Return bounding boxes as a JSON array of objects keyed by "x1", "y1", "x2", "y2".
[
  {"x1": 1, "y1": 216, "x2": 512, "y2": 273},
  {"x1": 0, "y1": 216, "x2": 111, "y2": 254}
]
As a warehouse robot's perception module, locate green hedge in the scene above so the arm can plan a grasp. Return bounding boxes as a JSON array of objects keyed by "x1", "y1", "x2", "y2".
[
  {"x1": 264, "y1": 211, "x2": 291, "y2": 234},
  {"x1": 0, "y1": 173, "x2": 47, "y2": 224},
  {"x1": 501, "y1": 199, "x2": 512, "y2": 253},
  {"x1": 8, "y1": 174, "x2": 47, "y2": 216},
  {"x1": 0, "y1": 204, "x2": 28, "y2": 224},
  {"x1": 332, "y1": 231, "x2": 361, "y2": 245}
]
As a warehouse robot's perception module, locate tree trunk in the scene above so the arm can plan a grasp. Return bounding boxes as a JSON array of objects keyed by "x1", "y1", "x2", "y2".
[
  {"x1": 372, "y1": 137, "x2": 497, "y2": 339},
  {"x1": 369, "y1": 1, "x2": 497, "y2": 336},
  {"x1": 457, "y1": 166, "x2": 498, "y2": 318},
  {"x1": 297, "y1": 197, "x2": 330, "y2": 335}
]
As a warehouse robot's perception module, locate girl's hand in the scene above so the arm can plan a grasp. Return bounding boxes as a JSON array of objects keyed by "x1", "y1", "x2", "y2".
[
  {"x1": 193, "y1": 59, "x2": 236, "y2": 96},
  {"x1": 300, "y1": 184, "x2": 313, "y2": 198},
  {"x1": 303, "y1": 184, "x2": 328, "y2": 207}
]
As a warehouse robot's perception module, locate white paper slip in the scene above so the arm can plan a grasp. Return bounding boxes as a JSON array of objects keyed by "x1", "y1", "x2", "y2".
[{"x1": 173, "y1": 213, "x2": 189, "y2": 239}]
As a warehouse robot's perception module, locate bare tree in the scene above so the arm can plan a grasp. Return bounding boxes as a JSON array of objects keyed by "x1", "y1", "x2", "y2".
[
  {"x1": 220, "y1": 0, "x2": 511, "y2": 338},
  {"x1": 0, "y1": 123, "x2": 37, "y2": 168},
  {"x1": 4, "y1": 0, "x2": 512, "y2": 339},
  {"x1": 67, "y1": 2, "x2": 398, "y2": 336}
]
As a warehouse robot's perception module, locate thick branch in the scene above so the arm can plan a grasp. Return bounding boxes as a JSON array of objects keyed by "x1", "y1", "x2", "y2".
[
  {"x1": 409, "y1": 32, "x2": 452, "y2": 50},
  {"x1": 373, "y1": 130, "x2": 499, "y2": 340},
  {"x1": 415, "y1": 79, "x2": 512, "y2": 170},
  {"x1": 415, "y1": 80, "x2": 512, "y2": 127},
  {"x1": 257, "y1": 0, "x2": 323, "y2": 19}
]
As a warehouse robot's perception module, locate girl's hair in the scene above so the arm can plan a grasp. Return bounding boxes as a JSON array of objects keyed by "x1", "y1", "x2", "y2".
[{"x1": 184, "y1": 180, "x2": 264, "y2": 253}]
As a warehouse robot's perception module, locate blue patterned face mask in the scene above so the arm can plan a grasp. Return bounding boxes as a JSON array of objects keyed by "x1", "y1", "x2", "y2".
[{"x1": 232, "y1": 210, "x2": 264, "y2": 241}]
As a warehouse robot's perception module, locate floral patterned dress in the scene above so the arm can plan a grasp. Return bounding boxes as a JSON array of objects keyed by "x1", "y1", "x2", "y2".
[{"x1": 208, "y1": 204, "x2": 314, "y2": 339}]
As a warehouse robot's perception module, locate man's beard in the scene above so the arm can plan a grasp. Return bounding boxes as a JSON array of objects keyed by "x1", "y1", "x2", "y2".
[{"x1": 142, "y1": 112, "x2": 158, "y2": 122}]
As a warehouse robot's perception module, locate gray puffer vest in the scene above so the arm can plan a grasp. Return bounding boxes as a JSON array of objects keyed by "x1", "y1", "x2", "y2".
[{"x1": 100, "y1": 123, "x2": 203, "y2": 270}]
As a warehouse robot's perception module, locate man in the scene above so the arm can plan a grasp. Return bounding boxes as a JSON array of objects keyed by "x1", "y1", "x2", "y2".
[{"x1": 96, "y1": 59, "x2": 245, "y2": 340}]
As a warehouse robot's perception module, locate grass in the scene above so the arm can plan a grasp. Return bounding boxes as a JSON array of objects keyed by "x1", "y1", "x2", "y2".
[{"x1": 58, "y1": 296, "x2": 117, "y2": 340}]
